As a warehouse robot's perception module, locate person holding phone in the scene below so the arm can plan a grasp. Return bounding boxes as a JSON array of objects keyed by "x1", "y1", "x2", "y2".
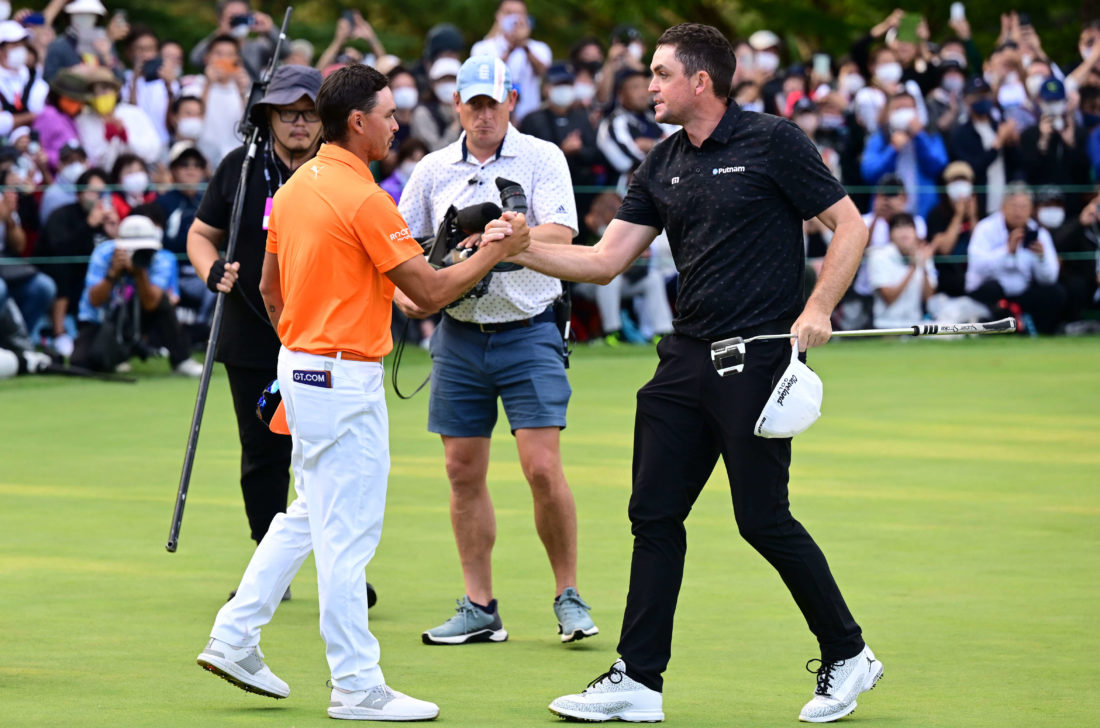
[
  {"x1": 966, "y1": 183, "x2": 1065, "y2": 333},
  {"x1": 188, "y1": 0, "x2": 282, "y2": 82},
  {"x1": 120, "y1": 24, "x2": 177, "y2": 148},
  {"x1": 471, "y1": 0, "x2": 550, "y2": 123},
  {"x1": 197, "y1": 34, "x2": 248, "y2": 166}
]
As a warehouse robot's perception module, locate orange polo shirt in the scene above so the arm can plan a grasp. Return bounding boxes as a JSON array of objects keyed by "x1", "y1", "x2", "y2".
[{"x1": 265, "y1": 143, "x2": 422, "y2": 358}]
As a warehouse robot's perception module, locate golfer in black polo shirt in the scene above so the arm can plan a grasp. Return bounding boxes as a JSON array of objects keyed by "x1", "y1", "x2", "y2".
[{"x1": 490, "y1": 23, "x2": 880, "y2": 724}]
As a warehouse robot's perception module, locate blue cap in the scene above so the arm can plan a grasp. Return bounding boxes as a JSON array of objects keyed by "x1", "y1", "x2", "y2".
[
  {"x1": 457, "y1": 55, "x2": 512, "y2": 103},
  {"x1": 1038, "y1": 77, "x2": 1065, "y2": 102},
  {"x1": 546, "y1": 62, "x2": 574, "y2": 85}
]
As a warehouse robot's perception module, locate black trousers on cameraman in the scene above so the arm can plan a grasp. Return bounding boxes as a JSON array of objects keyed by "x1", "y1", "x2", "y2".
[
  {"x1": 224, "y1": 363, "x2": 291, "y2": 544},
  {"x1": 617, "y1": 332, "x2": 864, "y2": 693}
]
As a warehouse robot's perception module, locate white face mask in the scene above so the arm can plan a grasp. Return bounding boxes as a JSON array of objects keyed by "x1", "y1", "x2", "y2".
[
  {"x1": 177, "y1": 117, "x2": 203, "y2": 140},
  {"x1": 70, "y1": 13, "x2": 97, "y2": 33},
  {"x1": 573, "y1": 81, "x2": 596, "y2": 103},
  {"x1": 121, "y1": 171, "x2": 149, "y2": 196},
  {"x1": 840, "y1": 73, "x2": 865, "y2": 95},
  {"x1": 998, "y1": 79, "x2": 1027, "y2": 108},
  {"x1": 5, "y1": 45, "x2": 27, "y2": 70},
  {"x1": 60, "y1": 161, "x2": 87, "y2": 183},
  {"x1": 1036, "y1": 206, "x2": 1065, "y2": 229},
  {"x1": 755, "y1": 51, "x2": 780, "y2": 74},
  {"x1": 1026, "y1": 74, "x2": 1045, "y2": 99},
  {"x1": 875, "y1": 62, "x2": 903, "y2": 85},
  {"x1": 888, "y1": 107, "x2": 917, "y2": 133},
  {"x1": 1041, "y1": 101, "x2": 1067, "y2": 117},
  {"x1": 946, "y1": 179, "x2": 973, "y2": 202},
  {"x1": 548, "y1": 84, "x2": 575, "y2": 108},
  {"x1": 942, "y1": 75, "x2": 965, "y2": 94},
  {"x1": 628, "y1": 42, "x2": 644, "y2": 61},
  {"x1": 0, "y1": 2, "x2": 10, "y2": 22},
  {"x1": 434, "y1": 81, "x2": 456, "y2": 104},
  {"x1": 231, "y1": 24, "x2": 250, "y2": 39},
  {"x1": 393, "y1": 86, "x2": 419, "y2": 110}
]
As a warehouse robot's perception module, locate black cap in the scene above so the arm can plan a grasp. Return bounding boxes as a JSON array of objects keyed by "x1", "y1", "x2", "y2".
[
  {"x1": 425, "y1": 23, "x2": 464, "y2": 60},
  {"x1": 546, "y1": 62, "x2": 574, "y2": 85},
  {"x1": 792, "y1": 95, "x2": 816, "y2": 115},
  {"x1": 1034, "y1": 185, "x2": 1064, "y2": 204},
  {"x1": 877, "y1": 173, "x2": 905, "y2": 195},
  {"x1": 249, "y1": 65, "x2": 323, "y2": 126},
  {"x1": 610, "y1": 24, "x2": 641, "y2": 44},
  {"x1": 964, "y1": 76, "x2": 990, "y2": 96}
]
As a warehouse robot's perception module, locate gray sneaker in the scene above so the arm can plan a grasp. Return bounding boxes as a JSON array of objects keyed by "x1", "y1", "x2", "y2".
[
  {"x1": 554, "y1": 587, "x2": 599, "y2": 643},
  {"x1": 421, "y1": 596, "x2": 508, "y2": 645},
  {"x1": 196, "y1": 637, "x2": 289, "y2": 699}
]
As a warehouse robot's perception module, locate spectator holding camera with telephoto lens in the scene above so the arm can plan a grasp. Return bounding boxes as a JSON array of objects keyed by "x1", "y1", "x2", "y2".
[{"x1": 396, "y1": 55, "x2": 598, "y2": 647}]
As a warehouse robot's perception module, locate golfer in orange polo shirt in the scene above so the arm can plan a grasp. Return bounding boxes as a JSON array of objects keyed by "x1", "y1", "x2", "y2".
[{"x1": 196, "y1": 64, "x2": 531, "y2": 722}]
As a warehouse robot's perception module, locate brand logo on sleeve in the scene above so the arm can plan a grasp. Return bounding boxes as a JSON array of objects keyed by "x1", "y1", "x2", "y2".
[
  {"x1": 713, "y1": 166, "x2": 745, "y2": 175},
  {"x1": 389, "y1": 227, "x2": 412, "y2": 242},
  {"x1": 310, "y1": 164, "x2": 326, "y2": 179},
  {"x1": 293, "y1": 369, "x2": 332, "y2": 388}
]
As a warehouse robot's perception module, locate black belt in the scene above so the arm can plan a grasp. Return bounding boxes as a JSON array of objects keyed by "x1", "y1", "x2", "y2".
[{"x1": 444, "y1": 307, "x2": 554, "y2": 334}]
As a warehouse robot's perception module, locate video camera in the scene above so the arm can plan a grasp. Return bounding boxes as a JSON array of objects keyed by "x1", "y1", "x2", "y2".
[{"x1": 420, "y1": 177, "x2": 527, "y2": 307}]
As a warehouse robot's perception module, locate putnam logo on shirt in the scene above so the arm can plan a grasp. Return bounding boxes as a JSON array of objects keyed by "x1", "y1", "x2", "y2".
[
  {"x1": 389, "y1": 227, "x2": 413, "y2": 242},
  {"x1": 713, "y1": 166, "x2": 746, "y2": 175},
  {"x1": 293, "y1": 369, "x2": 332, "y2": 388}
]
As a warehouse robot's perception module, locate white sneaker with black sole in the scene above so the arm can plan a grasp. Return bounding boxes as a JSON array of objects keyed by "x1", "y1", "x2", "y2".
[
  {"x1": 548, "y1": 659, "x2": 664, "y2": 722},
  {"x1": 196, "y1": 637, "x2": 289, "y2": 699},
  {"x1": 799, "y1": 644, "x2": 884, "y2": 723},
  {"x1": 329, "y1": 683, "x2": 439, "y2": 721}
]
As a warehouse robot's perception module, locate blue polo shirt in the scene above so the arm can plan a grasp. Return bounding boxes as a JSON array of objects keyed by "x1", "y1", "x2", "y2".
[{"x1": 77, "y1": 240, "x2": 179, "y2": 323}]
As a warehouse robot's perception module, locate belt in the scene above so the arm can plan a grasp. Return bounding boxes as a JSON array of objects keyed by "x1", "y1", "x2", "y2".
[
  {"x1": 444, "y1": 307, "x2": 555, "y2": 334},
  {"x1": 315, "y1": 351, "x2": 382, "y2": 363}
]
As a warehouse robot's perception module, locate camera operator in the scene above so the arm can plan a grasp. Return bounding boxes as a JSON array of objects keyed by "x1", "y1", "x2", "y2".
[
  {"x1": 396, "y1": 55, "x2": 599, "y2": 646},
  {"x1": 185, "y1": 65, "x2": 321, "y2": 596},
  {"x1": 71, "y1": 209, "x2": 199, "y2": 375}
]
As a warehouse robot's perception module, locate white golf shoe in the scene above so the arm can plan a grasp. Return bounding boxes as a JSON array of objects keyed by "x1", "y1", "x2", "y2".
[
  {"x1": 548, "y1": 659, "x2": 664, "y2": 722},
  {"x1": 196, "y1": 637, "x2": 289, "y2": 699},
  {"x1": 799, "y1": 644, "x2": 884, "y2": 722},
  {"x1": 328, "y1": 683, "x2": 439, "y2": 721}
]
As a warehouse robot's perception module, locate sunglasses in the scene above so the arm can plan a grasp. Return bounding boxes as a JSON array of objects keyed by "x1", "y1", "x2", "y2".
[{"x1": 275, "y1": 109, "x2": 320, "y2": 123}]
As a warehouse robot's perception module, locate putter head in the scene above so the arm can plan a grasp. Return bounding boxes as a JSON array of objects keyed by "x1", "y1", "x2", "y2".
[{"x1": 710, "y1": 336, "x2": 746, "y2": 377}]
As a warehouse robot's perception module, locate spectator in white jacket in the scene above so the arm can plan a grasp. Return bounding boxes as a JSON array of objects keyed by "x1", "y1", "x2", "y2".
[
  {"x1": 966, "y1": 183, "x2": 1065, "y2": 333},
  {"x1": 74, "y1": 66, "x2": 162, "y2": 169}
]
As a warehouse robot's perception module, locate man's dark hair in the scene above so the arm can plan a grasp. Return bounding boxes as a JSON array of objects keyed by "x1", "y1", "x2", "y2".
[
  {"x1": 206, "y1": 34, "x2": 241, "y2": 55},
  {"x1": 76, "y1": 167, "x2": 109, "y2": 187},
  {"x1": 171, "y1": 95, "x2": 205, "y2": 115},
  {"x1": 889, "y1": 212, "x2": 916, "y2": 231},
  {"x1": 123, "y1": 24, "x2": 158, "y2": 53},
  {"x1": 129, "y1": 202, "x2": 166, "y2": 227},
  {"x1": 317, "y1": 64, "x2": 388, "y2": 143},
  {"x1": 656, "y1": 23, "x2": 736, "y2": 99}
]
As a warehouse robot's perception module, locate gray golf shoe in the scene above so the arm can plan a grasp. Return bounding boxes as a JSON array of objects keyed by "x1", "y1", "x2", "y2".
[
  {"x1": 554, "y1": 587, "x2": 599, "y2": 643},
  {"x1": 196, "y1": 637, "x2": 289, "y2": 699},
  {"x1": 421, "y1": 596, "x2": 508, "y2": 645}
]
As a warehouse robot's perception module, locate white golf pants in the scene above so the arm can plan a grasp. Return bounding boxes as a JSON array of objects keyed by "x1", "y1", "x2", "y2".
[{"x1": 211, "y1": 347, "x2": 389, "y2": 691}]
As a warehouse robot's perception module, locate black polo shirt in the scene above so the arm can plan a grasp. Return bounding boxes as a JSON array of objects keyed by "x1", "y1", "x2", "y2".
[
  {"x1": 616, "y1": 102, "x2": 846, "y2": 339},
  {"x1": 196, "y1": 140, "x2": 291, "y2": 368}
]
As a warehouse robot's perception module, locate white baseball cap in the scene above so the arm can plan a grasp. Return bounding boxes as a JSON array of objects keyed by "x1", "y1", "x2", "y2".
[
  {"x1": 754, "y1": 343, "x2": 823, "y2": 439},
  {"x1": 457, "y1": 55, "x2": 512, "y2": 103},
  {"x1": 429, "y1": 56, "x2": 462, "y2": 81},
  {"x1": 65, "y1": 0, "x2": 107, "y2": 15},
  {"x1": 114, "y1": 215, "x2": 163, "y2": 251},
  {"x1": 0, "y1": 20, "x2": 28, "y2": 43}
]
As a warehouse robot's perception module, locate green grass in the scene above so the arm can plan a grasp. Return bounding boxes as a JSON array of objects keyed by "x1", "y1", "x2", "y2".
[{"x1": 1, "y1": 336, "x2": 1098, "y2": 727}]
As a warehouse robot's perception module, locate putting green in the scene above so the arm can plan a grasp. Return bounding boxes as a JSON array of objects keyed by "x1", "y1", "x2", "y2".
[{"x1": 1, "y1": 336, "x2": 1096, "y2": 727}]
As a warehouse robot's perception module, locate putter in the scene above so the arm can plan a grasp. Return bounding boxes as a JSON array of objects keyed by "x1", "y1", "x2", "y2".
[{"x1": 710, "y1": 317, "x2": 1017, "y2": 377}]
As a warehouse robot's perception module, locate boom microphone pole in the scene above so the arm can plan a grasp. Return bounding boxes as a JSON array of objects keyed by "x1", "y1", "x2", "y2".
[{"x1": 167, "y1": 8, "x2": 293, "y2": 553}]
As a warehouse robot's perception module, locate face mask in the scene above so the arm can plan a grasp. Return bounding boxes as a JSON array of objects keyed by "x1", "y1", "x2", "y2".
[
  {"x1": 80, "y1": 194, "x2": 98, "y2": 212},
  {"x1": 70, "y1": 13, "x2": 97, "y2": 33},
  {"x1": 1036, "y1": 206, "x2": 1065, "y2": 229},
  {"x1": 433, "y1": 81, "x2": 456, "y2": 104},
  {"x1": 90, "y1": 91, "x2": 117, "y2": 116},
  {"x1": 628, "y1": 42, "x2": 644, "y2": 61},
  {"x1": 946, "y1": 179, "x2": 973, "y2": 202},
  {"x1": 0, "y1": 2, "x2": 10, "y2": 21},
  {"x1": 970, "y1": 98, "x2": 993, "y2": 117},
  {"x1": 121, "y1": 171, "x2": 149, "y2": 196},
  {"x1": 888, "y1": 107, "x2": 917, "y2": 133},
  {"x1": 176, "y1": 116, "x2": 203, "y2": 140},
  {"x1": 755, "y1": 51, "x2": 780, "y2": 74},
  {"x1": 1082, "y1": 44, "x2": 1093, "y2": 62},
  {"x1": 60, "y1": 162, "x2": 87, "y2": 183},
  {"x1": 875, "y1": 62, "x2": 903, "y2": 85},
  {"x1": 998, "y1": 80, "x2": 1027, "y2": 108},
  {"x1": 393, "y1": 86, "x2": 419, "y2": 110},
  {"x1": 5, "y1": 44, "x2": 26, "y2": 70},
  {"x1": 839, "y1": 73, "x2": 865, "y2": 95},
  {"x1": 942, "y1": 75, "x2": 965, "y2": 94},
  {"x1": 1026, "y1": 74, "x2": 1045, "y2": 99},
  {"x1": 548, "y1": 84, "x2": 575, "y2": 108},
  {"x1": 59, "y1": 96, "x2": 84, "y2": 116},
  {"x1": 573, "y1": 81, "x2": 596, "y2": 103},
  {"x1": 231, "y1": 24, "x2": 250, "y2": 39},
  {"x1": 1051, "y1": 114, "x2": 1066, "y2": 132},
  {"x1": 581, "y1": 60, "x2": 602, "y2": 77},
  {"x1": 1083, "y1": 112, "x2": 1100, "y2": 129},
  {"x1": 821, "y1": 112, "x2": 845, "y2": 129},
  {"x1": 397, "y1": 160, "x2": 418, "y2": 180},
  {"x1": 796, "y1": 114, "x2": 819, "y2": 137}
]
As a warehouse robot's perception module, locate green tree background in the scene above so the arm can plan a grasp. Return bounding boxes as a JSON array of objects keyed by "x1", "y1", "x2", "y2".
[{"x1": 112, "y1": 0, "x2": 1096, "y2": 71}]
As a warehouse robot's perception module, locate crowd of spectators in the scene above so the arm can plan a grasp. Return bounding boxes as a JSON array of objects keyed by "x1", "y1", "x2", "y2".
[{"x1": 1, "y1": 1, "x2": 1099, "y2": 378}]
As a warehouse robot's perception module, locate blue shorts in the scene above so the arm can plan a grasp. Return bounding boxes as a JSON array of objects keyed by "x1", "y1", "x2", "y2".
[{"x1": 428, "y1": 315, "x2": 571, "y2": 437}]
